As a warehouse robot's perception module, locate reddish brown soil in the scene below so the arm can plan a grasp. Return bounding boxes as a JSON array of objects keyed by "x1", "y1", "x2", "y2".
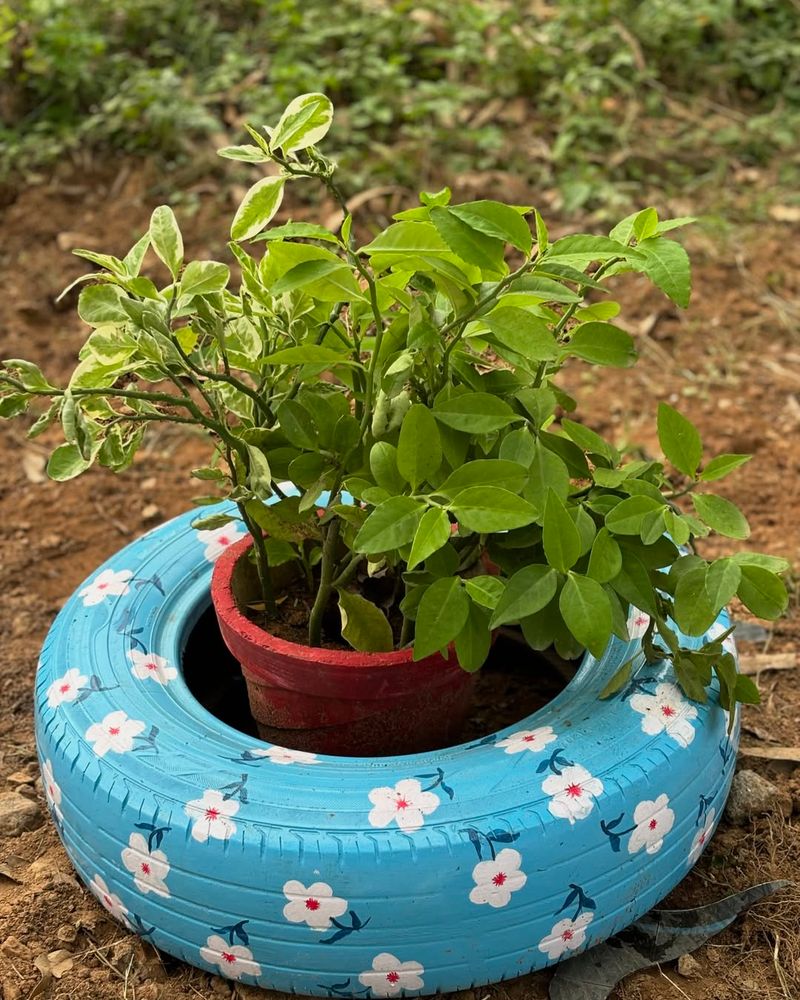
[{"x1": 0, "y1": 161, "x2": 799, "y2": 999}]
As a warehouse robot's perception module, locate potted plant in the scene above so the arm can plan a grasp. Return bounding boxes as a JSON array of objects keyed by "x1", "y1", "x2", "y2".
[{"x1": 1, "y1": 93, "x2": 788, "y2": 757}]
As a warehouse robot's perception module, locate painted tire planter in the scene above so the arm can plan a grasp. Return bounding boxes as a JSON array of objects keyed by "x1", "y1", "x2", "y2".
[
  {"x1": 35, "y1": 504, "x2": 739, "y2": 996},
  {"x1": 211, "y1": 535, "x2": 474, "y2": 756}
]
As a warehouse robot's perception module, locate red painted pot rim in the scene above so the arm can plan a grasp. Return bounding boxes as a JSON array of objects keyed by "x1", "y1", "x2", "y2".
[{"x1": 211, "y1": 535, "x2": 427, "y2": 670}]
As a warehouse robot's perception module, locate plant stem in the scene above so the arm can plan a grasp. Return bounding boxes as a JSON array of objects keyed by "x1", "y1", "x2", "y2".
[
  {"x1": 237, "y1": 502, "x2": 276, "y2": 616},
  {"x1": 307, "y1": 518, "x2": 341, "y2": 646}
]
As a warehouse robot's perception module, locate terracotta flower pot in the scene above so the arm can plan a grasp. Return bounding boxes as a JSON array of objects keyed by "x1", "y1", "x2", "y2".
[{"x1": 210, "y1": 536, "x2": 475, "y2": 756}]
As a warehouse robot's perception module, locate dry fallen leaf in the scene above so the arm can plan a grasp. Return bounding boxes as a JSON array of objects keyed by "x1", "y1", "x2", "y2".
[
  {"x1": 740, "y1": 746, "x2": 800, "y2": 763},
  {"x1": 738, "y1": 652, "x2": 797, "y2": 675},
  {"x1": 768, "y1": 204, "x2": 800, "y2": 224},
  {"x1": 34, "y1": 948, "x2": 74, "y2": 979}
]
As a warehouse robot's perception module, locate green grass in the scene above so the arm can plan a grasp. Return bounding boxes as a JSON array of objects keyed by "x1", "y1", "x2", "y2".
[{"x1": 3, "y1": 0, "x2": 799, "y2": 211}]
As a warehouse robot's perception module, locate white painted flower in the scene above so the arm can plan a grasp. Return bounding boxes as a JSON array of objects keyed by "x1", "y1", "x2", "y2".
[
  {"x1": 627, "y1": 608, "x2": 651, "y2": 639},
  {"x1": 496, "y1": 726, "x2": 557, "y2": 755},
  {"x1": 199, "y1": 934, "x2": 261, "y2": 980},
  {"x1": 538, "y1": 912, "x2": 594, "y2": 960},
  {"x1": 249, "y1": 746, "x2": 319, "y2": 766},
  {"x1": 627, "y1": 794, "x2": 675, "y2": 855},
  {"x1": 197, "y1": 521, "x2": 245, "y2": 562},
  {"x1": 630, "y1": 681, "x2": 698, "y2": 748},
  {"x1": 185, "y1": 789, "x2": 239, "y2": 843},
  {"x1": 282, "y1": 880, "x2": 347, "y2": 929},
  {"x1": 85, "y1": 710, "x2": 145, "y2": 757},
  {"x1": 689, "y1": 807, "x2": 717, "y2": 865},
  {"x1": 46, "y1": 667, "x2": 88, "y2": 708},
  {"x1": 368, "y1": 779, "x2": 440, "y2": 833},
  {"x1": 41, "y1": 759, "x2": 63, "y2": 823},
  {"x1": 543, "y1": 764, "x2": 604, "y2": 824},
  {"x1": 79, "y1": 568, "x2": 133, "y2": 606},
  {"x1": 469, "y1": 847, "x2": 527, "y2": 908},
  {"x1": 121, "y1": 833, "x2": 170, "y2": 897},
  {"x1": 88, "y1": 874, "x2": 132, "y2": 929},
  {"x1": 358, "y1": 953, "x2": 424, "y2": 997},
  {"x1": 128, "y1": 649, "x2": 178, "y2": 685}
]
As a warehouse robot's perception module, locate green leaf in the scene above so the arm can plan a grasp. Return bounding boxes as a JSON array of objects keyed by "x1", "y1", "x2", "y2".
[
  {"x1": 657, "y1": 402, "x2": 702, "y2": 477},
  {"x1": 524, "y1": 439, "x2": 569, "y2": 515},
  {"x1": 542, "y1": 489, "x2": 581, "y2": 573},
  {"x1": 433, "y1": 393, "x2": 520, "y2": 433},
  {"x1": 606, "y1": 495, "x2": 665, "y2": 535},
  {"x1": 734, "y1": 674, "x2": 761, "y2": 706},
  {"x1": 548, "y1": 234, "x2": 633, "y2": 267},
  {"x1": 438, "y1": 459, "x2": 527, "y2": 497},
  {"x1": 454, "y1": 602, "x2": 492, "y2": 672},
  {"x1": 430, "y1": 206, "x2": 506, "y2": 272},
  {"x1": 122, "y1": 232, "x2": 150, "y2": 276},
  {"x1": 587, "y1": 527, "x2": 622, "y2": 583},
  {"x1": 191, "y1": 512, "x2": 237, "y2": 531},
  {"x1": 246, "y1": 446, "x2": 272, "y2": 497},
  {"x1": 499, "y1": 427, "x2": 536, "y2": 467},
  {"x1": 566, "y1": 322, "x2": 637, "y2": 368},
  {"x1": 271, "y1": 258, "x2": 360, "y2": 298},
  {"x1": 252, "y1": 221, "x2": 338, "y2": 243},
  {"x1": 231, "y1": 176, "x2": 286, "y2": 242},
  {"x1": 77, "y1": 285, "x2": 128, "y2": 326},
  {"x1": 561, "y1": 418, "x2": 619, "y2": 465},
  {"x1": 277, "y1": 399, "x2": 317, "y2": 450},
  {"x1": 353, "y1": 496, "x2": 424, "y2": 554},
  {"x1": 47, "y1": 443, "x2": 90, "y2": 481},
  {"x1": 633, "y1": 236, "x2": 692, "y2": 308},
  {"x1": 559, "y1": 573, "x2": 613, "y2": 658},
  {"x1": 731, "y1": 552, "x2": 790, "y2": 574},
  {"x1": 534, "y1": 208, "x2": 548, "y2": 254},
  {"x1": 737, "y1": 565, "x2": 788, "y2": 619},
  {"x1": 490, "y1": 565, "x2": 557, "y2": 628},
  {"x1": 465, "y1": 575, "x2": 505, "y2": 609},
  {"x1": 413, "y1": 577, "x2": 470, "y2": 660},
  {"x1": 262, "y1": 345, "x2": 354, "y2": 367},
  {"x1": 337, "y1": 589, "x2": 394, "y2": 653},
  {"x1": 180, "y1": 260, "x2": 230, "y2": 297},
  {"x1": 663, "y1": 508, "x2": 691, "y2": 546},
  {"x1": 149, "y1": 205, "x2": 183, "y2": 278},
  {"x1": 397, "y1": 404, "x2": 442, "y2": 489},
  {"x1": 270, "y1": 93, "x2": 334, "y2": 153},
  {"x1": 673, "y1": 564, "x2": 717, "y2": 636},
  {"x1": 370, "y1": 442, "x2": 406, "y2": 493},
  {"x1": 450, "y1": 487, "x2": 536, "y2": 533},
  {"x1": 599, "y1": 658, "x2": 634, "y2": 699},
  {"x1": 360, "y1": 221, "x2": 451, "y2": 258},
  {"x1": 407, "y1": 508, "x2": 451, "y2": 570},
  {"x1": 699, "y1": 453, "x2": 751, "y2": 482},
  {"x1": 448, "y1": 200, "x2": 532, "y2": 253},
  {"x1": 483, "y1": 306, "x2": 557, "y2": 362},
  {"x1": 691, "y1": 493, "x2": 750, "y2": 539},
  {"x1": 611, "y1": 549, "x2": 658, "y2": 616},
  {"x1": 705, "y1": 557, "x2": 741, "y2": 609},
  {"x1": 217, "y1": 144, "x2": 269, "y2": 163}
]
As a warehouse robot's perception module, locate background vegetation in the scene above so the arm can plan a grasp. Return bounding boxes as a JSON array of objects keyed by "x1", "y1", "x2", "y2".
[{"x1": 3, "y1": 0, "x2": 799, "y2": 212}]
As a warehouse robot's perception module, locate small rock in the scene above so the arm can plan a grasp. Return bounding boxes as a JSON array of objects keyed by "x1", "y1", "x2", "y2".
[
  {"x1": 6, "y1": 771, "x2": 34, "y2": 786},
  {"x1": 677, "y1": 952, "x2": 702, "y2": 979},
  {"x1": 0, "y1": 791, "x2": 43, "y2": 836},
  {"x1": 725, "y1": 769, "x2": 792, "y2": 825},
  {"x1": 141, "y1": 477, "x2": 157, "y2": 491},
  {"x1": 1, "y1": 935, "x2": 31, "y2": 963},
  {"x1": 56, "y1": 924, "x2": 77, "y2": 944},
  {"x1": 141, "y1": 503, "x2": 161, "y2": 522}
]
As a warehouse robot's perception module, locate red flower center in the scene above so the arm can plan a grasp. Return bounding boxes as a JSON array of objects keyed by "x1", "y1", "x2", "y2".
[
  {"x1": 103, "y1": 894, "x2": 112, "y2": 907},
  {"x1": 699, "y1": 832, "x2": 706, "y2": 845},
  {"x1": 566, "y1": 783, "x2": 583, "y2": 798},
  {"x1": 523, "y1": 735, "x2": 536, "y2": 743},
  {"x1": 205, "y1": 807, "x2": 220, "y2": 820},
  {"x1": 649, "y1": 818, "x2": 658, "y2": 830},
  {"x1": 146, "y1": 662, "x2": 158, "y2": 671},
  {"x1": 108, "y1": 727, "x2": 120, "y2": 735},
  {"x1": 221, "y1": 951, "x2": 236, "y2": 964},
  {"x1": 661, "y1": 705, "x2": 676, "y2": 717},
  {"x1": 59, "y1": 684, "x2": 70, "y2": 693},
  {"x1": 98, "y1": 583, "x2": 108, "y2": 590},
  {"x1": 395, "y1": 798, "x2": 410, "y2": 810},
  {"x1": 141, "y1": 862, "x2": 151, "y2": 875},
  {"x1": 386, "y1": 972, "x2": 400, "y2": 984},
  {"x1": 305, "y1": 898, "x2": 320, "y2": 911},
  {"x1": 492, "y1": 872, "x2": 507, "y2": 886},
  {"x1": 562, "y1": 929, "x2": 574, "y2": 941},
  {"x1": 218, "y1": 536, "x2": 229, "y2": 546}
]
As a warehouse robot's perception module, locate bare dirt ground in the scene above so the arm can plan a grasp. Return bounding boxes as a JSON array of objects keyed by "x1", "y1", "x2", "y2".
[{"x1": 0, "y1": 160, "x2": 799, "y2": 1000}]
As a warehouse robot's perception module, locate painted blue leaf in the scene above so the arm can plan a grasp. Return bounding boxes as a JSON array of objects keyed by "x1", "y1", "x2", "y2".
[
  {"x1": 557, "y1": 888, "x2": 579, "y2": 914},
  {"x1": 488, "y1": 829, "x2": 516, "y2": 843},
  {"x1": 536, "y1": 758, "x2": 550, "y2": 773},
  {"x1": 441, "y1": 781, "x2": 455, "y2": 800},
  {"x1": 234, "y1": 922, "x2": 249, "y2": 945},
  {"x1": 467, "y1": 827, "x2": 483, "y2": 859}
]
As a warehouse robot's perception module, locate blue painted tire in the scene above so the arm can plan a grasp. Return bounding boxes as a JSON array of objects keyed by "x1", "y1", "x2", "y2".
[{"x1": 35, "y1": 505, "x2": 738, "y2": 995}]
